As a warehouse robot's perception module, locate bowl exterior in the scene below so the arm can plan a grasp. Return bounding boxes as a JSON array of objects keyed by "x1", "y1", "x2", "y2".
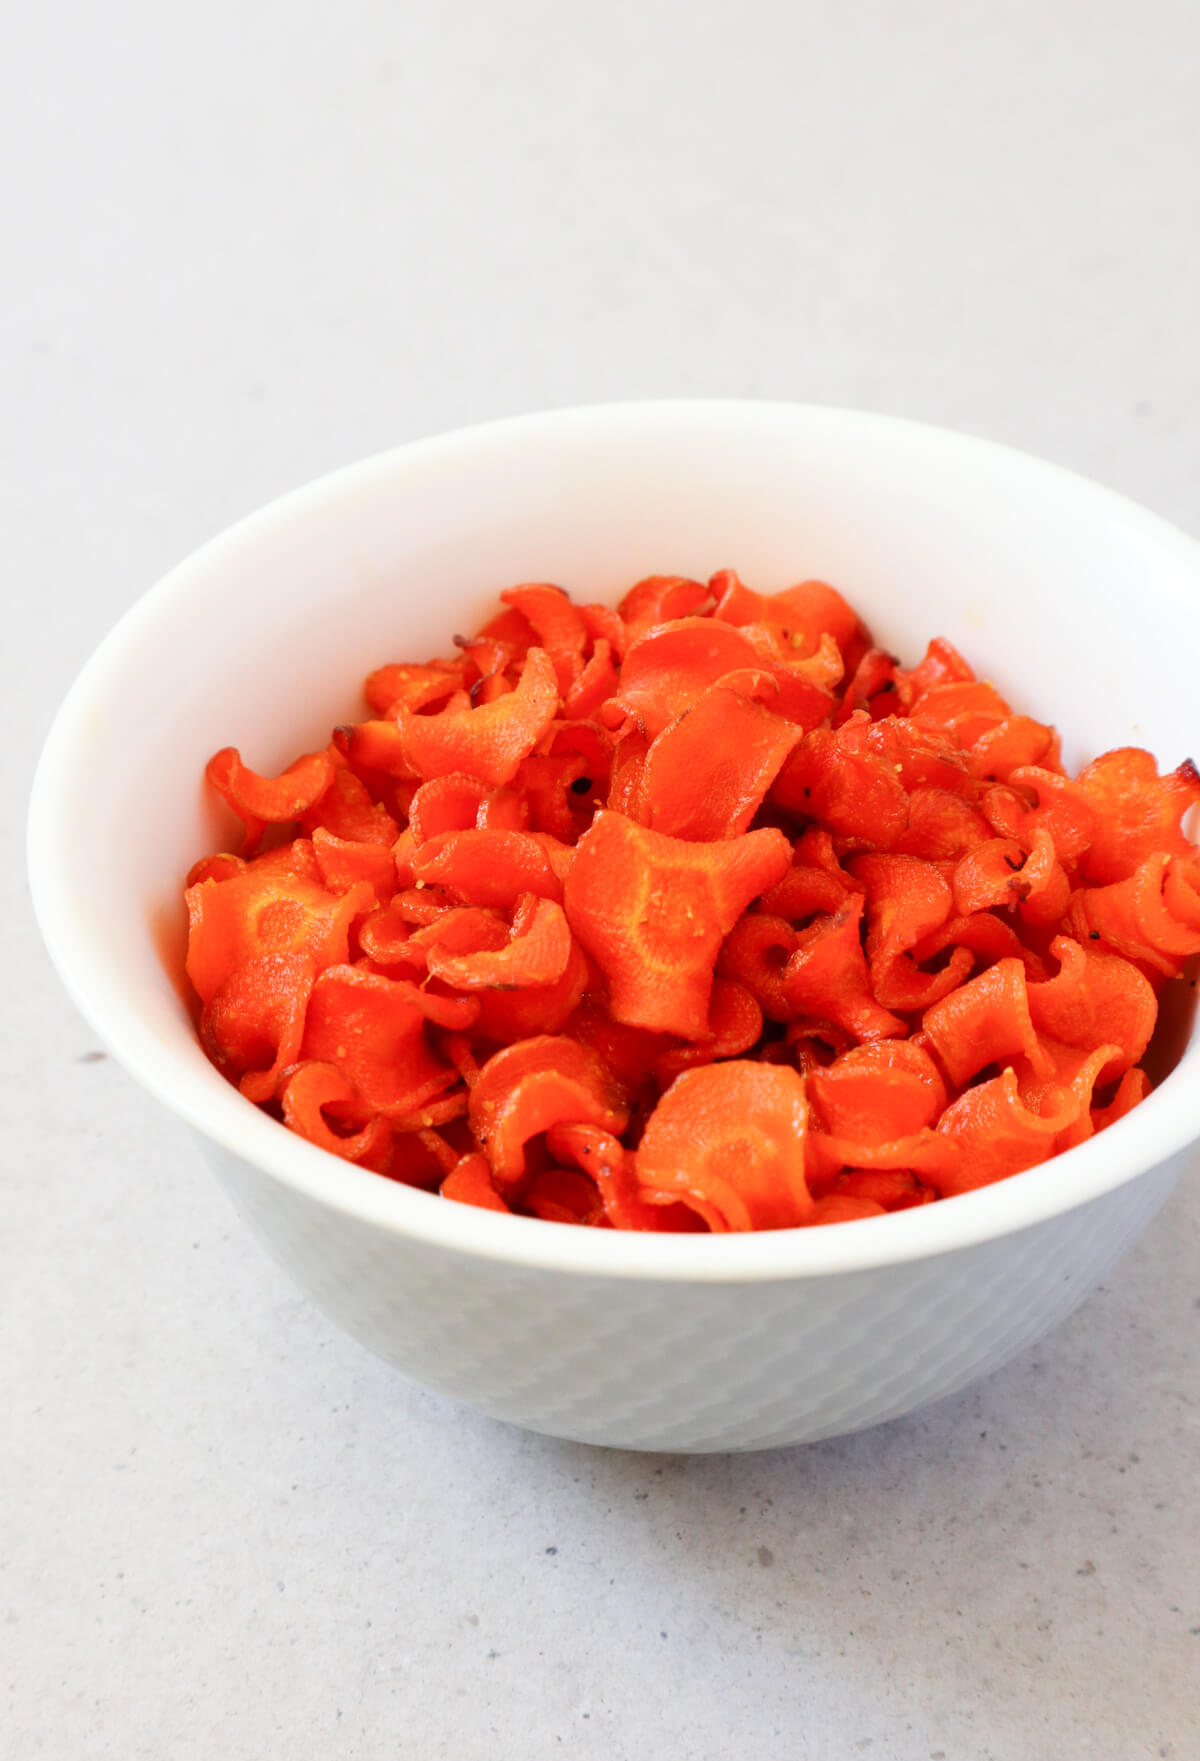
[{"x1": 198, "y1": 1136, "x2": 1184, "y2": 1451}]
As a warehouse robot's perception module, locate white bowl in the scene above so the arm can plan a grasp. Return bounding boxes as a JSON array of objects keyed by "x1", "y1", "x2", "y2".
[{"x1": 29, "y1": 402, "x2": 1200, "y2": 1452}]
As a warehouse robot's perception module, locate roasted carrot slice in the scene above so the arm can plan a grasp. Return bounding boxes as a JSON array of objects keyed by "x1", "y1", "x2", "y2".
[
  {"x1": 207, "y1": 746, "x2": 335, "y2": 825},
  {"x1": 563, "y1": 813, "x2": 791, "y2": 1037},
  {"x1": 469, "y1": 1035, "x2": 629, "y2": 1189},
  {"x1": 428, "y1": 895, "x2": 574, "y2": 991},
  {"x1": 200, "y1": 951, "x2": 315, "y2": 1103},
  {"x1": 413, "y1": 828, "x2": 571, "y2": 906},
  {"x1": 601, "y1": 618, "x2": 791, "y2": 739},
  {"x1": 299, "y1": 965, "x2": 469, "y2": 1117},
  {"x1": 639, "y1": 682, "x2": 804, "y2": 840},
  {"x1": 933, "y1": 1067, "x2": 1075, "y2": 1194},
  {"x1": 185, "y1": 868, "x2": 374, "y2": 1005},
  {"x1": 394, "y1": 646, "x2": 560, "y2": 787},
  {"x1": 921, "y1": 957, "x2": 1050, "y2": 1088},
  {"x1": 1069, "y1": 853, "x2": 1200, "y2": 978},
  {"x1": 473, "y1": 935, "x2": 591, "y2": 1042},
  {"x1": 441, "y1": 1151, "x2": 512, "y2": 1213},
  {"x1": 717, "y1": 914, "x2": 800, "y2": 1022},
  {"x1": 311, "y1": 828, "x2": 398, "y2": 904},
  {"x1": 1077, "y1": 749, "x2": 1200, "y2": 884},
  {"x1": 280, "y1": 1060, "x2": 392, "y2": 1164},
  {"x1": 301, "y1": 764, "x2": 400, "y2": 845},
  {"x1": 617, "y1": 575, "x2": 709, "y2": 640},
  {"x1": 711, "y1": 571, "x2": 869, "y2": 672},
  {"x1": 781, "y1": 894, "x2": 906, "y2": 1042},
  {"x1": 772, "y1": 723, "x2": 909, "y2": 850},
  {"x1": 652, "y1": 979, "x2": 764, "y2": 1081},
  {"x1": 807, "y1": 1040, "x2": 947, "y2": 1141},
  {"x1": 635, "y1": 1062, "x2": 813, "y2": 1231}
]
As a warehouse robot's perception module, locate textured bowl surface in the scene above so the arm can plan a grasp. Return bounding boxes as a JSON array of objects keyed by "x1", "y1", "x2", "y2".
[{"x1": 29, "y1": 403, "x2": 1200, "y2": 1449}]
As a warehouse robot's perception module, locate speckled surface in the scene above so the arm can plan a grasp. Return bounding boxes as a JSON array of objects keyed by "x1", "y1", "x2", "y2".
[{"x1": 5, "y1": 3, "x2": 1200, "y2": 1755}]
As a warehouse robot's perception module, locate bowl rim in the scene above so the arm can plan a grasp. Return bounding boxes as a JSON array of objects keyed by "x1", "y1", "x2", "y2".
[{"x1": 27, "y1": 398, "x2": 1200, "y2": 1283}]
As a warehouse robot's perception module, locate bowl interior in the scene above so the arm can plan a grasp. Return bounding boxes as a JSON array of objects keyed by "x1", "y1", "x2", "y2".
[{"x1": 29, "y1": 402, "x2": 1200, "y2": 1276}]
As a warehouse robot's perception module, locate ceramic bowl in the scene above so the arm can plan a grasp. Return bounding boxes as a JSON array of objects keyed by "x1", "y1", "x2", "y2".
[{"x1": 29, "y1": 402, "x2": 1200, "y2": 1451}]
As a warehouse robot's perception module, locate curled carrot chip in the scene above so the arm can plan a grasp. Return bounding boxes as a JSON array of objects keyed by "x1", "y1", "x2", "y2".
[
  {"x1": 579, "y1": 601, "x2": 628, "y2": 661},
  {"x1": 894, "y1": 788, "x2": 992, "y2": 862},
  {"x1": 1164, "y1": 852, "x2": 1200, "y2": 930},
  {"x1": 363, "y1": 661, "x2": 461, "y2": 716},
  {"x1": 395, "y1": 646, "x2": 560, "y2": 787},
  {"x1": 933, "y1": 1067, "x2": 1074, "y2": 1194},
  {"x1": 1069, "y1": 853, "x2": 1200, "y2": 977},
  {"x1": 758, "y1": 849, "x2": 852, "y2": 924},
  {"x1": 186, "y1": 852, "x2": 246, "y2": 887},
  {"x1": 894, "y1": 636, "x2": 975, "y2": 707},
  {"x1": 717, "y1": 914, "x2": 800, "y2": 1022},
  {"x1": 201, "y1": 951, "x2": 315, "y2": 1102},
  {"x1": 546, "y1": 1124, "x2": 674, "y2": 1231},
  {"x1": 635, "y1": 1062, "x2": 812, "y2": 1231},
  {"x1": 921, "y1": 957, "x2": 1049, "y2": 1088},
  {"x1": 206, "y1": 746, "x2": 335, "y2": 835},
  {"x1": 966, "y1": 714, "x2": 1060, "y2": 782},
  {"x1": 1077, "y1": 749, "x2": 1200, "y2": 884},
  {"x1": 564, "y1": 813, "x2": 790, "y2": 1037},
  {"x1": 781, "y1": 893, "x2": 906, "y2": 1043},
  {"x1": 653, "y1": 979, "x2": 764, "y2": 1082},
  {"x1": 910, "y1": 680, "x2": 1014, "y2": 748},
  {"x1": 833, "y1": 646, "x2": 899, "y2": 725},
  {"x1": 807, "y1": 1040, "x2": 947, "y2": 1141},
  {"x1": 428, "y1": 895, "x2": 574, "y2": 992},
  {"x1": 301, "y1": 765, "x2": 399, "y2": 845},
  {"x1": 280, "y1": 1060, "x2": 392, "y2": 1164},
  {"x1": 806, "y1": 1126, "x2": 961, "y2": 1189},
  {"x1": 473, "y1": 935, "x2": 590, "y2": 1043},
  {"x1": 772, "y1": 723, "x2": 909, "y2": 849},
  {"x1": 639, "y1": 682, "x2": 804, "y2": 841},
  {"x1": 408, "y1": 772, "x2": 492, "y2": 844},
  {"x1": 299, "y1": 965, "x2": 467, "y2": 1117},
  {"x1": 953, "y1": 838, "x2": 1032, "y2": 916},
  {"x1": 712, "y1": 572, "x2": 869, "y2": 673},
  {"x1": 618, "y1": 574, "x2": 709, "y2": 640},
  {"x1": 413, "y1": 828, "x2": 571, "y2": 907},
  {"x1": 851, "y1": 852, "x2": 968, "y2": 1012},
  {"x1": 564, "y1": 638, "x2": 618, "y2": 719},
  {"x1": 908, "y1": 908, "x2": 1030, "y2": 977},
  {"x1": 469, "y1": 1035, "x2": 628, "y2": 1190},
  {"x1": 311, "y1": 828, "x2": 397, "y2": 904},
  {"x1": 518, "y1": 752, "x2": 590, "y2": 841},
  {"x1": 441, "y1": 1151, "x2": 512, "y2": 1213},
  {"x1": 402, "y1": 905, "x2": 510, "y2": 971},
  {"x1": 1028, "y1": 935, "x2": 1156, "y2": 1081},
  {"x1": 601, "y1": 617, "x2": 743, "y2": 735},
  {"x1": 982, "y1": 767, "x2": 1094, "y2": 863},
  {"x1": 499, "y1": 583, "x2": 588, "y2": 664},
  {"x1": 185, "y1": 868, "x2": 373, "y2": 1005},
  {"x1": 1014, "y1": 1039, "x2": 1121, "y2": 1153}
]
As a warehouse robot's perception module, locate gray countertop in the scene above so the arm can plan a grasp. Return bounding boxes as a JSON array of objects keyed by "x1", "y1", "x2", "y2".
[{"x1": 4, "y1": 4, "x2": 1198, "y2": 1756}]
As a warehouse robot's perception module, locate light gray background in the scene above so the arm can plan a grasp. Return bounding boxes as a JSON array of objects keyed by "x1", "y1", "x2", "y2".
[{"x1": 5, "y1": 4, "x2": 1199, "y2": 1758}]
